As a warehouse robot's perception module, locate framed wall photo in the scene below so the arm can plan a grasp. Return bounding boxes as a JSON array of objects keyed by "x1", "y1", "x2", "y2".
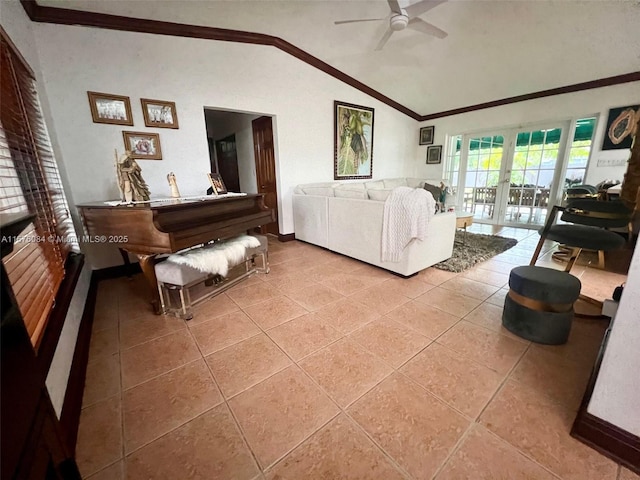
[
  {"x1": 87, "y1": 91, "x2": 133, "y2": 125},
  {"x1": 426, "y1": 145, "x2": 442, "y2": 164},
  {"x1": 334, "y1": 100, "x2": 374, "y2": 180},
  {"x1": 419, "y1": 125, "x2": 434, "y2": 145},
  {"x1": 207, "y1": 173, "x2": 228, "y2": 195},
  {"x1": 141, "y1": 98, "x2": 179, "y2": 129},
  {"x1": 122, "y1": 131, "x2": 162, "y2": 160},
  {"x1": 602, "y1": 104, "x2": 640, "y2": 150}
]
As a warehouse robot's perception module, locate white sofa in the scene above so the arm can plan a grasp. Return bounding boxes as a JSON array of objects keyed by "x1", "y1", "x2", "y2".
[{"x1": 292, "y1": 178, "x2": 456, "y2": 276}]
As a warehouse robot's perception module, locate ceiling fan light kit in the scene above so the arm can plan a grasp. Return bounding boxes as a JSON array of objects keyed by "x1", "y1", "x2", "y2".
[
  {"x1": 390, "y1": 13, "x2": 409, "y2": 31},
  {"x1": 334, "y1": 0, "x2": 448, "y2": 51}
]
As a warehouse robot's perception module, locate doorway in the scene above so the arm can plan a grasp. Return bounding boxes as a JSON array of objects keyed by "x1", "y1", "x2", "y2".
[
  {"x1": 252, "y1": 116, "x2": 279, "y2": 235},
  {"x1": 203, "y1": 108, "x2": 279, "y2": 234},
  {"x1": 214, "y1": 135, "x2": 241, "y2": 193},
  {"x1": 457, "y1": 123, "x2": 569, "y2": 227}
]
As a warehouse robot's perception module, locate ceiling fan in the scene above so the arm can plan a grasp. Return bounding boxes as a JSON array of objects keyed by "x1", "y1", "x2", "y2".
[{"x1": 335, "y1": 0, "x2": 447, "y2": 51}]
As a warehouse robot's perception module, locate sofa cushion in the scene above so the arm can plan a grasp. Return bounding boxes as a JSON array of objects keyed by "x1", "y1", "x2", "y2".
[
  {"x1": 367, "y1": 189, "x2": 393, "y2": 201},
  {"x1": 406, "y1": 178, "x2": 425, "y2": 189},
  {"x1": 335, "y1": 188, "x2": 368, "y2": 199},
  {"x1": 335, "y1": 182, "x2": 366, "y2": 190},
  {"x1": 296, "y1": 182, "x2": 338, "y2": 196},
  {"x1": 424, "y1": 182, "x2": 443, "y2": 203},
  {"x1": 383, "y1": 178, "x2": 408, "y2": 189},
  {"x1": 365, "y1": 180, "x2": 385, "y2": 190}
]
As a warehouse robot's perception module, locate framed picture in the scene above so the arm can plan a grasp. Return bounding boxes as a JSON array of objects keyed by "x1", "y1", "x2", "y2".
[
  {"x1": 419, "y1": 126, "x2": 434, "y2": 145},
  {"x1": 602, "y1": 104, "x2": 639, "y2": 150},
  {"x1": 122, "y1": 131, "x2": 162, "y2": 160},
  {"x1": 207, "y1": 173, "x2": 228, "y2": 195},
  {"x1": 334, "y1": 100, "x2": 374, "y2": 180},
  {"x1": 426, "y1": 145, "x2": 442, "y2": 164},
  {"x1": 141, "y1": 98, "x2": 179, "y2": 129},
  {"x1": 87, "y1": 91, "x2": 133, "y2": 125}
]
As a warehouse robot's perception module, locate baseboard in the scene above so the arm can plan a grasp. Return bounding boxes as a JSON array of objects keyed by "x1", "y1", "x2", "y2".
[
  {"x1": 278, "y1": 233, "x2": 296, "y2": 242},
  {"x1": 58, "y1": 272, "x2": 98, "y2": 455},
  {"x1": 571, "y1": 412, "x2": 640, "y2": 474}
]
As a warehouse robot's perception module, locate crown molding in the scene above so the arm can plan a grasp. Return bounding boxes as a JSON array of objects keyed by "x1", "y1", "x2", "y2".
[{"x1": 19, "y1": 0, "x2": 640, "y2": 121}]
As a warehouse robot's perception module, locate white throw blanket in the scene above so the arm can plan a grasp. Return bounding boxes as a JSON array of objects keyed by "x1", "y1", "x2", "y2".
[
  {"x1": 167, "y1": 235, "x2": 260, "y2": 277},
  {"x1": 381, "y1": 187, "x2": 435, "y2": 262}
]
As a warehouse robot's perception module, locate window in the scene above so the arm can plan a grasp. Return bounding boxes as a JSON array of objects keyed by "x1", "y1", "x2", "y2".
[
  {"x1": 444, "y1": 134, "x2": 462, "y2": 196},
  {"x1": 565, "y1": 117, "x2": 596, "y2": 188},
  {"x1": 1, "y1": 32, "x2": 77, "y2": 347}
]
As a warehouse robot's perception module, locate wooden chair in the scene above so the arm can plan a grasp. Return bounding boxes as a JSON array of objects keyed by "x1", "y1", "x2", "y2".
[{"x1": 530, "y1": 199, "x2": 632, "y2": 273}]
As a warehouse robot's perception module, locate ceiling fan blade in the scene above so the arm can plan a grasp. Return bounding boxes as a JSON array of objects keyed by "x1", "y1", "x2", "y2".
[
  {"x1": 387, "y1": 0, "x2": 403, "y2": 14},
  {"x1": 334, "y1": 18, "x2": 385, "y2": 25},
  {"x1": 405, "y1": 0, "x2": 447, "y2": 18},
  {"x1": 375, "y1": 28, "x2": 394, "y2": 51},
  {"x1": 407, "y1": 17, "x2": 448, "y2": 38}
]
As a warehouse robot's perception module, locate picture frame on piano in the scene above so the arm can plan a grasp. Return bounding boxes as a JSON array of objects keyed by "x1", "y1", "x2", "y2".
[{"x1": 207, "y1": 173, "x2": 228, "y2": 195}]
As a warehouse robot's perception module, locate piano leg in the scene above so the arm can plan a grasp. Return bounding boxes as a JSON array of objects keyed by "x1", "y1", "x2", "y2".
[{"x1": 137, "y1": 253, "x2": 162, "y2": 315}]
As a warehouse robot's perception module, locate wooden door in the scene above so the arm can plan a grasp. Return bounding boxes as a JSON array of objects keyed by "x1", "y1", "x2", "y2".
[
  {"x1": 214, "y1": 135, "x2": 241, "y2": 193},
  {"x1": 252, "y1": 116, "x2": 279, "y2": 235}
]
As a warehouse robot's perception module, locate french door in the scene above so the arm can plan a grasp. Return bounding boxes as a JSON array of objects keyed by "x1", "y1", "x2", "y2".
[{"x1": 457, "y1": 122, "x2": 569, "y2": 227}]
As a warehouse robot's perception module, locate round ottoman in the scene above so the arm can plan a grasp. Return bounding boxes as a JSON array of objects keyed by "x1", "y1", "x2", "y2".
[{"x1": 502, "y1": 266, "x2": 581, "y2": 345}]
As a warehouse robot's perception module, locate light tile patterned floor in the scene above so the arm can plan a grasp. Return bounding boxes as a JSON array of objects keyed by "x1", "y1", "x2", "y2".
[{"x1": 77, "y1": 226, "x2": 636, "y2": 480}]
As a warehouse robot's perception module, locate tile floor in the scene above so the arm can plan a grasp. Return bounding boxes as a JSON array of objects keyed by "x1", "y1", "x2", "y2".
[{"x1": 77, "y1": 225, "x2": 637, "y2": 480}]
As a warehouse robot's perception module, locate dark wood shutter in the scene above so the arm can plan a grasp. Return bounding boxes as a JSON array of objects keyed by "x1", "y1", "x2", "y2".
[{"x1": 1, "y1": 33, "x2": 77, "y2": 347}]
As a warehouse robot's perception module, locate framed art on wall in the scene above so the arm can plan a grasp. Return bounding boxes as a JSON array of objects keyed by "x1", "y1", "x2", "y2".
[
  {"x1": 419, "y1": 126, "x2": 434, "y2": 145},
  {"x1": 426, "y1": 145, "x2": 442, "y2": 164},
  {"x1": 602, "y1": 104, "x2": 640, "y2": 150},
  {"x1": 122, "y1": 131, "x2": 162, "y2": 160},
  {"x1": 87, "y1": 91, "x2": 133, "y2": 125},
  {"x1": 334, "y1": 100, "x2": 374, "y2": 180},
  {"x1": 141, "y1": 98, "x2": 179, "y2": 129}
]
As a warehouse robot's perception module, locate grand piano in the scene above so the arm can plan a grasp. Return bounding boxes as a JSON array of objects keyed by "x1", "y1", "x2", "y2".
[{"x1": 77, "y1": 194, "x2": 275, "y2": 312}]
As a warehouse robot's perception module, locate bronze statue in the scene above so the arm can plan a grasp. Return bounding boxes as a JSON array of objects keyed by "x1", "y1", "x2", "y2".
[{"x1": 115, "y1": 149, "x2": 151, "y2": 202}]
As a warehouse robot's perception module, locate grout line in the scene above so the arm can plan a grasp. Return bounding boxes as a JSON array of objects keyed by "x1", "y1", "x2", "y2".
[{"x1": 183, "y1": 324, "x2": 264, "y2": 474}]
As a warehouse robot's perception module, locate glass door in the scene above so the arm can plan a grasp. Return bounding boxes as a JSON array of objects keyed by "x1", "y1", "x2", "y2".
[
  {"x1": 456, "y1": 123, "x2": 568, "y2": 227},
  {"x1": 458, "y1": 133, "x2": 510, "y2": 224},
  {"x1": 503, "y1": 125, "x2": 566, "y2": 227}
]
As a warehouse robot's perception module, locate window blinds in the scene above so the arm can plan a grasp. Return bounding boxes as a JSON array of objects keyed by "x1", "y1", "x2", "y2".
[{"x1": 1, "y1": 34, "x2": 77, "y2": 347}]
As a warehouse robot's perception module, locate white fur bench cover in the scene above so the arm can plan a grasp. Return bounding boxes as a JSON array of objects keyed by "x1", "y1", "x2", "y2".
[{"x1": 167, "y1": 234, "x2": 261, "y2": 278}]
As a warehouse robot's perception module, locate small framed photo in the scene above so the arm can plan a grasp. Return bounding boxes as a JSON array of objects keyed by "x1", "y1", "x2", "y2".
[
  {"x1": 419, "y1": 125, "x2": 434, "y2": 145},
  {"x1": 122, "y1": 131, "x2": 162, "y2": 160},
  {"x1": 207, "y1": 173, "x2": 228, "y2": 195},
  {"x1": 87, "y1": 91, "x2": 133, "y2": 125},
  {"x1": 141, "y1": 98, "x2": 179, "y2": 129},
  {"x1": 426, "y1": 145, "x2": 442, "y2": 164}
]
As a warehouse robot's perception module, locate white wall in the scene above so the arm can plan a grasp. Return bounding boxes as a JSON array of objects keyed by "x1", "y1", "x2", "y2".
[
  {"x1": 418, "y1": 82, "x2": 639, "y2": 184},
  {"x1": 588, "y1": 245, "x2": 640, "y2": 436},
  {"x1": 1, "y1": 1, "x2": 92, "y2": 420},
  {"x1": 32, "y1": 23, "x2": 418, "y2": 268}
]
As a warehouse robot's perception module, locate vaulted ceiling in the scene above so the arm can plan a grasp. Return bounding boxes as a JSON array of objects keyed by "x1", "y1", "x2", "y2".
[{"x1": 37, "y1": 0, "x2": 640, "y2": 116}]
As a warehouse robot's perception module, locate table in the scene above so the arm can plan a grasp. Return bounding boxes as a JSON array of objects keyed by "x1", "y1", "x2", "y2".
[{"x1": 455, "y1": 212, "x2": 473, "y2": 244}]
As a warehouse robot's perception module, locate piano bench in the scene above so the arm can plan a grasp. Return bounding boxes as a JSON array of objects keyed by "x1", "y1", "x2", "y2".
[{"x1": 155, "y1": 235, "x2": 269, "y2": 320}]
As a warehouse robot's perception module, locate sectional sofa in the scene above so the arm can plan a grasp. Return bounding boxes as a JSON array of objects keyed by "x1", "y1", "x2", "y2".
[{"x1": 292, "y1": 178, "x2": 456, "y2": 276}]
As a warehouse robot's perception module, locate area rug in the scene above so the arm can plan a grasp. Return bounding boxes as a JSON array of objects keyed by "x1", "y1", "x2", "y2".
[{"x1": 434, "y1": 231, "x2": 518, "y2": 273}]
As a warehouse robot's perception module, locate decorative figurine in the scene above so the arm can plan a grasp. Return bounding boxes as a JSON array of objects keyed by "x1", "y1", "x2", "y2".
[
  {"x1": 167, "y1": 172, "x2": 181, "y2": 198},
  {"x1": 115, "y1": 149, "x2": 150, "y2": 202}
]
